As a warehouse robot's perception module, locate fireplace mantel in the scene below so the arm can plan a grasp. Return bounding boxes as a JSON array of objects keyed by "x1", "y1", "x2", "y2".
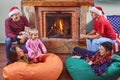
[
  {"x1": 21, "y1": 0, "x2": 94, "y2": 53},
  {"x1": 22, "y1": 0, "x2": 94, "y2": 6}
]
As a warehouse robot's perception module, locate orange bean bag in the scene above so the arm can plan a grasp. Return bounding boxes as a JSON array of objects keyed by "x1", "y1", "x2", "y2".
[{"x1": 3, "y1": 53, "x2": 63, "y2": 80}]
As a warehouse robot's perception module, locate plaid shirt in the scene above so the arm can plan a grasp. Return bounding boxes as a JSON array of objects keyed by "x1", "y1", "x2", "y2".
[
  {"x1": 83, "y1": 51, "x2": 112, "y2": 75},
  {"x1": 91, "y1": 52, "x2": 112, "y2": 65}
]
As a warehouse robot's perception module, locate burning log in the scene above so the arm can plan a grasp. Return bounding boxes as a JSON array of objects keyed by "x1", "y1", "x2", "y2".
[{"x1": 47, "y1": 18, "x2": 70, "y2": 38}]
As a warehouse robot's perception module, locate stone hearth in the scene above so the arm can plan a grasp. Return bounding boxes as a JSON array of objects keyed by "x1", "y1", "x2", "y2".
[{"x1": 21, "y1": 0, "x2": 94, "y2": 53}]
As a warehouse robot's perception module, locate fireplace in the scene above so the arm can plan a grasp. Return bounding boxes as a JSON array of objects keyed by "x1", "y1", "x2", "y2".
[
  {"x1": 21, "y1": 0, "x2": 94, "y2": 53},
  {"x1": 35, "y1": 7, "x2": 80, "y2": 39},
  {"x1": 46, "y1": 13, "x2": 71, "y2": 39}
]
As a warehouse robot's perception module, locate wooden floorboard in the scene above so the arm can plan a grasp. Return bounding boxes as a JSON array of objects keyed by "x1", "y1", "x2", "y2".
[
  {"x1": 0, "y1": 44, "x2": 120, "y2": 80},
  {"x1": 0, "y1": 44, "x2": 6, "y2": 80}
]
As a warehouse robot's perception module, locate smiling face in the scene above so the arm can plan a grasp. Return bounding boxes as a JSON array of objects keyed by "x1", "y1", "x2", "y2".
[
  {"x1": 99, "y1": 45, "x2": 106, "y2": 56},
  {"x1": 90, "y1": 11, "x2": 99, "y2": 19},
  {"x1": 31, "y1": 33, "x2": 39, "y2": 40},
  {"x1": 99, "y1": 45, "x2": 111, "y2": 56},
  {"x1": 16, "y1": 47, "x2": 24, "y2": 58},
  {"x1": 11, "y1": 13, "x2": 20, "y2": 22},
  {"x1": 29, "y1": 28, "x2": 39, "y2": 40},
  {"x1": 99, "y1": 42, "x2": 112, "y2": 56}
]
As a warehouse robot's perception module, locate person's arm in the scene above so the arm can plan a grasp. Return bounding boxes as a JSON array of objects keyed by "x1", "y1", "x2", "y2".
[
  {"x1": 93, "y1": 52, "x2": 112, "y2": 66},
  {"x1": 87, "y1": 30, "x2": 96, "y2": 35},
  {"x1": 5, "y1": 19, "x2": 16, "y2": 38},
  {"x1": 81, "y1": 51, "x2": 96, "y2": 60},
  {"x1": 26, "y1": 40, "x2": 35, "y2": 58},
  {"x1": 81, "y1": 17, "x2": 106, "y2": 39},
  {"x1": 38, "y1": 39, "x2": 47, "y2": 53},
  {"x1": 93, "y1": 60, "x2": 112, "y2": 75},
  {"x1": 22, "y1": 16, "x2": 31, "y2": 29},
  {"x1": 18, "y1": 16, "x2": 31, "y2": 39},
  {"x1": 80, "y1": 33, "x2": 101, "y2": 39}
]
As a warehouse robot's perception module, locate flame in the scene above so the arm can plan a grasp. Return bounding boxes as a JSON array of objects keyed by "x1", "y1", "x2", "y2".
[
  {"x1": 54, "y1": 23, "x2": 56, "y2": 27},
  {"x1": 52, "y1": 18, "x2": 64, "y2": 34},
  {"x1": 59, "y1": 20, "x2": 63, "y2": 32}
]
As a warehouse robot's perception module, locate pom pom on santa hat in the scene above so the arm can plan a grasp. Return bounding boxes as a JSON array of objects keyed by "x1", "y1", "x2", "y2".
[
  {"x1": 89, "y1": 6, "x2": 104, "y2": 15},
  {"x1": 9, "y1": 6, "x2": 20, "y2": 17}
]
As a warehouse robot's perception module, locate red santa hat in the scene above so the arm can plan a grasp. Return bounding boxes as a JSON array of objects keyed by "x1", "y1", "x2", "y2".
[
  {"x1": 89, "y1": 6, "x2": 104, "y2": 15},
  {"x1": 9, "y1": 6, "x2": 20, "y2": 17}
]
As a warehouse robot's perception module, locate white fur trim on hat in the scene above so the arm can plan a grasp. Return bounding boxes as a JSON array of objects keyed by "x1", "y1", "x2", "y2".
[
  {"x1": 9, "y1": 9, "x2": 20, "y2": 17},
  {"x1": 89, "y1": 7, "x2": 102, "y2": 15}
]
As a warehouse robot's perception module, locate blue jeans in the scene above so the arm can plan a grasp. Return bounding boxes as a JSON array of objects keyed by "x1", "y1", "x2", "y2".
[
  {"x1": 86, "y1": 37, "x2": 116, "y2": 52},
  {"x1": 5, "y1": 37, "x2": 27, "y2": 64}
]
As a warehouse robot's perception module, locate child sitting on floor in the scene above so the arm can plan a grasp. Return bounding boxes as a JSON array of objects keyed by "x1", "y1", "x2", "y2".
[{"x1": 26, "y1": 28, "x2": 47, "y2": 63}]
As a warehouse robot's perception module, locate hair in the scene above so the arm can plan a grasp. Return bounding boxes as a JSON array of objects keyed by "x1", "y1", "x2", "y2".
[
  {"x1": 100, "y1": 42, "x2": 112, "y2": 52},
  {"x1": 28, "y1": 28, "x2": 38, "y2": 39},
  {"x1": 29, "y1": 28, "x2": 38, "y2": 35},
  {"x1": 8, "y1": 46, "x2": 18, "y2": 65}
]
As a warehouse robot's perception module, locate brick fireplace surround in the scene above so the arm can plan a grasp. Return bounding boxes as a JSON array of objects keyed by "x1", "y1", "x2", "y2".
[{"x1": 21, "y1": 0, "x2": 94, "y2": 53}]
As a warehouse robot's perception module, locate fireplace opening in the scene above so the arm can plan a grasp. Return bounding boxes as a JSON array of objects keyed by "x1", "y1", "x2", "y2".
[{"x1": 46, "y1": 13, "x2": 72, "y2": 39}]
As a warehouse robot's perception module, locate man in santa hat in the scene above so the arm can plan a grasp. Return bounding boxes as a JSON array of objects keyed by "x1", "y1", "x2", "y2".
[
  {"x1": 80, "y1": 6, "x2": 116, "y2": 52},
  {"x1": 5, "y1": 6, "x2": 31, "y2": 65}
]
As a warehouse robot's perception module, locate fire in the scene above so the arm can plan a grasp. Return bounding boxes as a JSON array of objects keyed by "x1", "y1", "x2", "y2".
[
  {"x1": 53, "y1": 18, "x2": 64, "y2": 34},
  {"x1": 59, "y1": 19, "x2": 63, "y2": 32},
  {"x1": 48, "y1": 18, "x2": 70, "y2": 38}
]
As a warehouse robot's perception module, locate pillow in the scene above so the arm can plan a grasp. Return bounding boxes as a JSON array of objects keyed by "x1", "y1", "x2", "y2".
[
  {"x1": 3, "y1": 53, "x2": 63, "y2": 80},
  {"x1": 65, "y1": 54, "x2": 120, "y2": 80}
]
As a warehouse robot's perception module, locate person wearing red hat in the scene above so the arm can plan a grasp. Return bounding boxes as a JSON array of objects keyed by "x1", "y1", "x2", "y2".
[
  {"x1": 80, "y1": 6, "x2": 116, "y2": 52},
  {"x1": 5, "y1": 6, "x2": 31, "y2": 65}
]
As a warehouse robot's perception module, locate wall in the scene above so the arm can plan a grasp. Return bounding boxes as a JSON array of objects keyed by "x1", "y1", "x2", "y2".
[
  {"x1": 0, "y1": 0, "x2": 21, "y2": 43},
  {"x1": 87, "y1": 0, "x2": 120, "y2": 23},
  {"x1": 0, "y1": 0, "x2": 120, "y2": 43}
]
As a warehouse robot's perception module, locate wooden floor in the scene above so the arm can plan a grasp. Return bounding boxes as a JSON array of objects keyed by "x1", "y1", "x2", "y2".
[
  {"x1": 0, "y1": 44, "x2": 6, "y2": 80},
  {"x1": 0, "y1": 44, "x2": 120, "y2": 80}
]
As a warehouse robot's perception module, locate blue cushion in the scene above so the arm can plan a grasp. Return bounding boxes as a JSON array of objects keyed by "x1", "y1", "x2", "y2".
[{"x1": 107, "y1": 15, "x2": 120, "y2": 33}]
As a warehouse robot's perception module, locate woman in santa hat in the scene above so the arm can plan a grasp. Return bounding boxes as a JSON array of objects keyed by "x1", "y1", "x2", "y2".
[
  {"x1": 80, "y1": 6, "x2": 116, "y2": 52},
  {"x1": 5, "y1": 6, "x2": 31, "y2": 65}
]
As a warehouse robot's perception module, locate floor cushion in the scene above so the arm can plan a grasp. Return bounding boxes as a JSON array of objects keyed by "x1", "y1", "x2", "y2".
[
  {"x1": 3, "y1": 53, "x2": 63, "y2": 80},
  {"x1": 65, "y1": 54, "x2": 120, "y2": 80}
]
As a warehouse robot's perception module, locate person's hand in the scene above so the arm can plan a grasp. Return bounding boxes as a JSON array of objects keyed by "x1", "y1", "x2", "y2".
[
  {"x1": 17, "y1": 35, "x2": 23, "y2": 39},
  {"x1": 17, "y1": 34, "x2": 28, "y2": 43},
  {"x1": 19, "y1": 31, "x2": 24, "y2": 35},
  {"x1": 33, "y1": 58, "x2": 38, "y2": 63},
  {"x1": 84, "y1": 57, "x2": 93, "y2": 65},
  {"x1": 84, "y1": 57, "x2": 90, "y2": 62},
  {"x1": 43, "y1": 51, "x2": 47, "y2": 54},
  {"x1": 34, "y1": 52, "x2": 38, "y2": 56},
  {"x1": 19, "y1": 31, "x2": 29, "y2": 37},
  {"x1": 80, "y1": 34, "x2": 86, "y2": 39},
  {"x1": 88, "y1": 61, "x2": 93, "y2": 65},
  {"x1": 31, "y1": 52, "x2": 36, "y2": 57}
]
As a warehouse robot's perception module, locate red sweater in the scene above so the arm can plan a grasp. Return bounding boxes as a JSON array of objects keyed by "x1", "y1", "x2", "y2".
[
  {"x1": 93, "y1": 16, "x2": 116, "y2": 40},
  {"x1": 5, "y1": 16, "x2": 31, "y2": 38}
]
